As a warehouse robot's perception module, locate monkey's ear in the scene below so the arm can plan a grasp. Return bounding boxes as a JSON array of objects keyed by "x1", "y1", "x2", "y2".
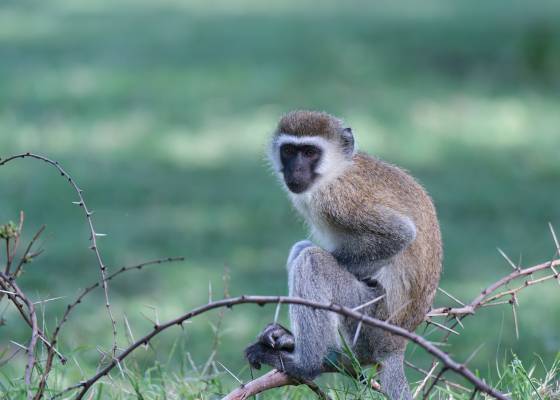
[{"x1": 341, "y1": 127, "x2": 355, "y2": 155}]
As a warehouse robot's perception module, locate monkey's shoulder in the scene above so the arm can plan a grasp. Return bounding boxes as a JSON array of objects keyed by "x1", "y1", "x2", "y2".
[
  {"x1": 353, "y1": 152, "x2": 421, "y2": 187},
  {"x1": 321, "y1": 152, "x2": 430, "y2": 207}
]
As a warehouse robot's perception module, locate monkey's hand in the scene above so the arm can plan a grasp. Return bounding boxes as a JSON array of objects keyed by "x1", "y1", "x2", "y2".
[
  {"x1": 257, "y1": 323, "x2": 295, "y2": 351},
  {"x1": 244, "y1": 323, "x2": 294, "y2": 370}
]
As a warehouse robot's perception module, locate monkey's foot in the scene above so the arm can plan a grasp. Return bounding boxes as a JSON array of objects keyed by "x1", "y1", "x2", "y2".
[
  {"x1": 257, "y1": 323, "x2": 295, "y2": 351},
  {"x1": 245, "y1": 324, "x2": 295, "y2": 372},
  {"x1": 245, "y1": 342, "x2": 292, "y2": 371}
]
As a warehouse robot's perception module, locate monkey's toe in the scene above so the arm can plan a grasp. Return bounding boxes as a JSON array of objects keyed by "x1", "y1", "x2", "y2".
[
  {"x1": 257, "y1": 323, "x2": 295, "y2": 351},
  {"x1": 244, "y1": 342, "x2": 295, "y2": 374},
  {"x1": 275, "y1": 332, "x2": 295, "y2": 351},
  {"x1": 244, "y1": 343, "x2": 263, "y2": 370}
]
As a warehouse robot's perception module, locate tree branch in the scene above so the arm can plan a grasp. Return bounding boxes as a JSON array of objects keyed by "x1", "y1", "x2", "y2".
[
  {"x1": 0, "y1": 272, "x2": 38, "y2": 400},
  {"x1": 13, "y1": 224, "x2": 46, "y2": 278},
  {"x1": 56, "y1": 295, "x2": 508, "y2": 400},
  {"x1": 0, "y1": 274, "x2": 63, "y2": 363},
  {"x1": 428, "y1": 258, "x2": 560, "y2": 318},
  {"x1": 221, "y1": 369, "x2": 331, "y2": 400},
  {"x1": 33, "y1": 257, "x2": 184, "y2": 400},
  {"x1": 0, "y1": 153, "x2": 119, "y2": 356}
]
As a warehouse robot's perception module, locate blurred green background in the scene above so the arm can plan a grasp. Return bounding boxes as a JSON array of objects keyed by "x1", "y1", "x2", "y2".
[{"x1": 1, "y1": 0, "x2": 560, "y2": 391}]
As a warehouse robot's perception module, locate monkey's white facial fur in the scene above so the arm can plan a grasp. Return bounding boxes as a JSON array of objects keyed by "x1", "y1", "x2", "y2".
[{"x1": 270, "y1": 134, "x2": 354, "y2": 195}]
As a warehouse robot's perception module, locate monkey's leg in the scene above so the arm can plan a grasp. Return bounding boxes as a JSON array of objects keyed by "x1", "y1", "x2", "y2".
[
  {"x1": 379, "y1": 353, "x2": 412, "y2": 400},
  {"x1": 286, "y1": 240, "x2": 314, "y2": 266},
  {"x1": 246, "y1": 245, "x2": 374, "y2": 380}
]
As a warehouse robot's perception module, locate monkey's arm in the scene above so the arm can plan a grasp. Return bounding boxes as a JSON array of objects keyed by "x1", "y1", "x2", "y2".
[{"x1": 324, "y1": 201, "x2": 416, "y2": 261}]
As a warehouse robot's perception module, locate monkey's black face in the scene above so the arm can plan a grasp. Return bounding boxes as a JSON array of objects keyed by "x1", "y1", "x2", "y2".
[{"x1": 280, "y1": 143, "x2": 322, "y2": 194}]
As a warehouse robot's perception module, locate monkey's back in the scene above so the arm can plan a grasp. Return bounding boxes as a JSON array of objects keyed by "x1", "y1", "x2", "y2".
[{"x1": 319, "y1": 152, "x2": 442, "y2": 331}]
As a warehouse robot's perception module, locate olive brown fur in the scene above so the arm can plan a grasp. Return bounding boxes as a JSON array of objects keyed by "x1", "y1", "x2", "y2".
[
  {"x1": 277, "y1": 110, "x2": 344, "y2": 140},
  {"x1": 245, "y1": 110, "x2": 443, "y2": 400}
]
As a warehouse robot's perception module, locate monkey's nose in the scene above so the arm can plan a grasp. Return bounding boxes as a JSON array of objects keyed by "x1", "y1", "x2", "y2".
[{"x1": 285, "y1": 178, "x2": 308, "y2": 194}]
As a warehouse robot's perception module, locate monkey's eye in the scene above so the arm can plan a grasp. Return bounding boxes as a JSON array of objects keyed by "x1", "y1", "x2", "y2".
[
  {"x1": 281, "y1": 145, "x2": 296, "y2": 157},
  {"x1": 303, "y1": 147, "x2": 319, "y2": 158}
]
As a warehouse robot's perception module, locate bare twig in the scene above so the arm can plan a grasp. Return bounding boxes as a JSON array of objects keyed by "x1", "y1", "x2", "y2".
[
  {"x1": 33, "y1": 257, "x2": 184, "y2": 400},
  {"x1": 352, "y1": 320, "x2": 363, "y2": 346},
  {"x1": 221, "y1": 369, "x2": 331, "y2": 400},
  {"x1": 428, "y1": 258, "x2": 560, "y2": 318},
  {"x1": 497, "y1": 248, "x2": 519, "y2": 271},
  {"x1": 419, "y1": 248, "x2": 560, "y2": 398},
  {"x1": 352, "y1": 294, "x2": 386, "y2": 312},
  {"x1": 437, "y1": 287, "x2": 465, "y2": 306},
  {"x1": 405, "y1": 361, "x2": 469, "y2": 393},
  {"x1": 548, "y1": 223, "x2": 560, "y2": 257},
  {"x1": 413, "y1": 361, "x2": 438, "y2": 399},
  {"x1": 4, "y1": 211, "x2": 24, "y2": 274},
  {"x1": 56, "y1": 295, "x2": 508, "y2": 400},
  {"x1": 0, "y1": 272, "x2": 38, "y2": 400},
  {"x1": 202, "y1": 266, "x2": 231, "y2": 376},
  {"x1": 423, "y1": 367, "x2": 448, "y2": 399},
  {"x1": 0, "y1": 153, "x2": 118, "y2": 356},
  {"x1": 13, "y1": 224, "x2": 46, "y2": 278},
  {"x1": 511, "y1": 297, "x2": 519, "y2": 340},
  {"x1": 0, "y1": 347, "x2": 22, "y2": 367},
  {"x1": 425, "y1": 318, "x2": 460, "y2": 336},
  {"x1": 1, "y1": 222, "x2": 64, "y2": 364},
  {"x1": 0, "y1": 277, "x2": 63, "y2": 363}
]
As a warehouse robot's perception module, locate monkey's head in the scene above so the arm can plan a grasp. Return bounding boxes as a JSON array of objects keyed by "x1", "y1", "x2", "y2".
[{"x1": 269, "y1": 110, "x2": 355, "y2": 194}]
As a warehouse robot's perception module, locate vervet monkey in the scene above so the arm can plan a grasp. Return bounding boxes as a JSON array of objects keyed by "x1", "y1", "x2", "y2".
[{"x1": 245, "y1": 110, "x2": 442, "y2": 400}]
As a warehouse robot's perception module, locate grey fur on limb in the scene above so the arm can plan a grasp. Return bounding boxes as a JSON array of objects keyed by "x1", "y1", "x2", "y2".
[{"x1": 245, "y1": 244, "x2": 412, "y2": 399}]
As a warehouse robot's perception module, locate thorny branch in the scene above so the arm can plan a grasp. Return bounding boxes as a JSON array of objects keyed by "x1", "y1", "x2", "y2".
[
  {"x1": 405, "y1": 361, "x2": 470, "y2": 394},
  {"x1": 54, "y1": 295, "x2": 508, "y2": 400},
  {"x1": 0, "y1": 279, "x2": 62, "y2": 362},
  {"x1": 3, "y1": 211, "x2": 24, "y2": 275},
  {"x1": 428, "y1": 258, "x2": 560, "y2": 319},
  {"x1": 0, "y1": 218, "x2": 63, "y2": 362},
  {"x1": 429, "y1": 224, "x2": 560, "y2": 325},
  {"x1": 33, "y1": 257, "x2": 185, "y2": 400},
  {"x1": 13, "y1": 224, "x2": 46, "y2": 278},
  {"x1": 0, "y1": 212, "x2": 186, "y2": 399},
  {"x1": 1, "y1": 153, "x2": 186, "y2": 400},
  {"x1": 221, "y1": 369, "x2": 331, "y2": 400},
  {"x1": 416, "y1": 227, "x2": 560, "y2": 396},
  {"x1": 0, "y1": 153, "x2": 119, "y2": 356},
  {"x1": 0, "y1": 271, "x2": 38, "y2": 400}
]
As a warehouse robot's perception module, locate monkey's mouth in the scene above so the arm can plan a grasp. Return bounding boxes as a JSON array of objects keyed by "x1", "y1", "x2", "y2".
[{"x1": 285, "y1": 179, "x2": 310, "y2": 194}]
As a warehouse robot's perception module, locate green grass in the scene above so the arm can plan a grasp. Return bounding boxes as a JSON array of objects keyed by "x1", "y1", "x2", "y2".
[
  {"x1": 2, "y1": 343, "x2": 559, "y2": 399},
  {"x1": 1, "y1": 0, "x2": 560, "y2": 398}
]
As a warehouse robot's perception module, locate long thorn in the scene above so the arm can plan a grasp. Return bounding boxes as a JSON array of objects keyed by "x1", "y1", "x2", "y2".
[{"x1": 497, "y1": 248, "x2": 519, "y2": 270}]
